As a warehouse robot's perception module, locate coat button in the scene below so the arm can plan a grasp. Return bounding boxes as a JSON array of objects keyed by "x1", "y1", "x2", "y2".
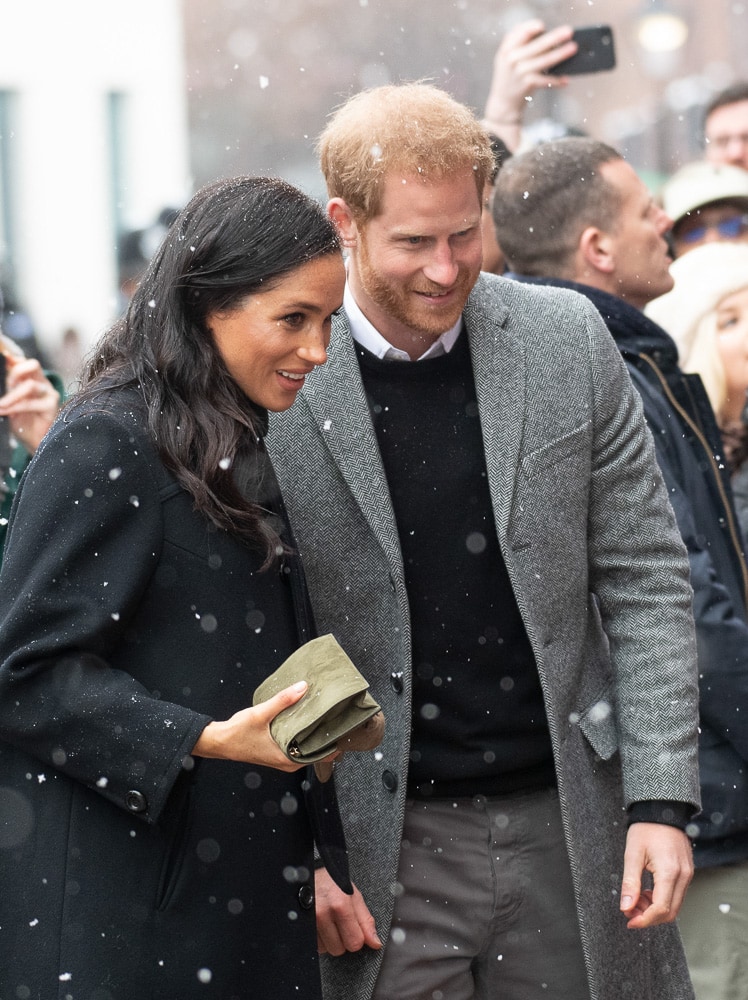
[
  {"x1": 390, "y1": 672, "x2": 403, "y2": 694},
  {"x1": 125, "y1": 790, "x2": 148, "y2": 813},
  {"x1": 382, "y1": 770, "x2": 398, "y2": 793},
  {"x1": 297, "y1": 885, "x2": 314, "y2": 910}
]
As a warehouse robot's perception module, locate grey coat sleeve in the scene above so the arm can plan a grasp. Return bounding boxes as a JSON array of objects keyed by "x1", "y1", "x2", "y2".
[{"x1": 582, "y1": 304, "x2": 700, "y2": 809}]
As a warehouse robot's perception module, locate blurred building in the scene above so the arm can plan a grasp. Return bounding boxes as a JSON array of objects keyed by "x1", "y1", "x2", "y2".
[
  {"x1": 0, "y1": 0, "x2": 191, "y2": 366},
  {"x1": 2, "y1": 0, "x2": 747, "y2": 361},
  {"x1": 182, "y1": 0, "x2": 748, "y2": 191}
]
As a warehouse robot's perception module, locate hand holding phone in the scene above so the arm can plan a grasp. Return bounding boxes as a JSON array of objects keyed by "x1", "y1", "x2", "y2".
[
  {"x1": 548, "y1": 25, "x2": 616, "y2": 76},
  {"x1": 483, "y1": 20, "x2": 578, "y2": 151}
]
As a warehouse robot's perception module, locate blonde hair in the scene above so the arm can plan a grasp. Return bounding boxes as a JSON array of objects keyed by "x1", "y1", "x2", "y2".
[
  {"x1": 317, "y1": 82, "x2": 493, "y2": 221},
  {"x1": 680, "y1": 311, "x2": 728, "y2": 417},
  {"x1": 645, "y1": 242, "x2": 748, "y2": 423}
]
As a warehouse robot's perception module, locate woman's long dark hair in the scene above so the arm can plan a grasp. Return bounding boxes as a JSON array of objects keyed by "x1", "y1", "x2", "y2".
[{"x1": 79, "y1": 176, "x2": 340, "y2": 564}]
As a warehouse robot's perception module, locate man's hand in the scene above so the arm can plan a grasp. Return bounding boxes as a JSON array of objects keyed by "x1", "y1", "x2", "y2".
[
  {"x1": 482, "y1": 19, "x2": 577, "y2": 152},
  {"x1": 620, "y1": 823, "x2": 694, "y2": 929},
  {"x1": 315, "y1": 866, "x2": 382, "y2": 955}
]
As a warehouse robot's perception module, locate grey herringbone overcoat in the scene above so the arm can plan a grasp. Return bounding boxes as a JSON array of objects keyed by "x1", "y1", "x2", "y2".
[{"x1": 269, "y1": 273, "x2": 700, "y2": 1000}]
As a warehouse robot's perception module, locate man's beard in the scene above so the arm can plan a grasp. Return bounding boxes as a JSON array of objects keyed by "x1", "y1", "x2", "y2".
[{"x1": 356, "y1": 233, "x2": 476, "y2": 341}]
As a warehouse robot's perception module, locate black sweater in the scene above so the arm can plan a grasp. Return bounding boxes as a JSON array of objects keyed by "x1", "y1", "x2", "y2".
[{"x1": 356, "y1": 333, "x2": 556, "y2": 798}]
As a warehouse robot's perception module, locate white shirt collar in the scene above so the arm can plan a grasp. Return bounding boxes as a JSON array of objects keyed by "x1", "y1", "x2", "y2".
[{"x1": 343, "y1": 283, "x2": 462, "y2": 361}]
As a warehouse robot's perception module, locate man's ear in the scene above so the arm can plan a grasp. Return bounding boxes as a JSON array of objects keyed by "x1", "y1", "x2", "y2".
[
  {"x1": 578, "y1": 226, "x2": 615, "y2": 276},
  {"x1": 327, "y1": 198, "x2": 359, "y2": 249}
]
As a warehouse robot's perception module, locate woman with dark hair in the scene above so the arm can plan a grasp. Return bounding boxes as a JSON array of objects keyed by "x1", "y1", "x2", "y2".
[{"x1": 0, "y1": 176, "x2": 346, "y2": 998}]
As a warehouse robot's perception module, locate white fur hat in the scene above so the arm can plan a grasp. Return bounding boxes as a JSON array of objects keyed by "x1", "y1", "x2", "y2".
[{"x1": 645, "y1": 242, "x2": 748, "y2": 365}]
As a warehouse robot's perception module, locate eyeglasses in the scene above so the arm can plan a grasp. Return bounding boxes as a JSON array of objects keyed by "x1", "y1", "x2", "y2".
[
  {"x1": 677, "y1": 213, "x2": 748, "y2": 246},
  {"x1": 710, "y1": 133, "x2": 748, "y2": 150}
]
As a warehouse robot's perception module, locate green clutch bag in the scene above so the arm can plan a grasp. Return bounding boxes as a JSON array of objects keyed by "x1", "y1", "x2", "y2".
[{"x1": 254, "y1": 634, "x2": 384, "y2": 775}]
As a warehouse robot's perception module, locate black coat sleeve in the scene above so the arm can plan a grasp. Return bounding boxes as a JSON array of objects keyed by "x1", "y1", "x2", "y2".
[{"x1": 0, "y1": 407, "x2": 211, "y2": 823}]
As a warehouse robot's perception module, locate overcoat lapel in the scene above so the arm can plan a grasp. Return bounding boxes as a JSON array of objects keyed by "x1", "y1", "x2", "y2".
[
  {"x1": 299, "y1": 283, "x2": 527, "y2": 566},
  {"x1": 464, "y1": 290, "x2": 526, "y2": 538},
  {"x1": 300, "y1": 315, "x2": 404, "y2": 577}
]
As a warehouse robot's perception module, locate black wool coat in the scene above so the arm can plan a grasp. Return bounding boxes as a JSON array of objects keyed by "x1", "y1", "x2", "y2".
[{"x1": 0, "y1": 388, "x2": 325, "y2": 1000}]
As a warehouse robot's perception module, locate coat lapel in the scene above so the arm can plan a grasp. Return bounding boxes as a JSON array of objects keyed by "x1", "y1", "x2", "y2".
[
  {"x1": 299, "y1": 314, "x2": 404, "y2": 577},
  {"x1": 465, "y1": 281, "x2": 527, "y2": 538},
  {"x1": 300, "y1": 278, "x2": 527, "y2": 565}
]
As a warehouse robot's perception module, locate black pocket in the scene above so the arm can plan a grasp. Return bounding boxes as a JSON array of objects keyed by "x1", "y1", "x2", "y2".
[{"x1": 155, "y1": 773, "x2": 195, "y2": 911}]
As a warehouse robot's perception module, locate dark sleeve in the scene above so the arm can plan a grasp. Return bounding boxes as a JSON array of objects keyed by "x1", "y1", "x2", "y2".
[
  {"x1": 0, "y1": 408, "x2": 211, "y2": 823},
  {"x1": 627, "y1": 800, "x2": 694, "y2": 830},
  {"x1": 730, "y1": 460, "x2": 748, "y2": 544}
]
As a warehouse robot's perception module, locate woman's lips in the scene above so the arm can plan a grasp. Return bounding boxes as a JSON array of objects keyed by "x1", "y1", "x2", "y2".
[{"x1": 277, "y1": 369, "x2": 311, "y2": 390}]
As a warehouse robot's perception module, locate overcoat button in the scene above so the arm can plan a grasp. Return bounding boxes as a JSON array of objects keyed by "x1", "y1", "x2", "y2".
[
  {"x1": 382, "y1": 770, "x2": 398, "y2": 793},
  {"x1": 390, "y1": 672, "x2": 404, "y2": 694},
  {"x1": 298, "y1": 885, "x2": 314, "y2": 910},
  {"x1": 125, "y1": 790, "x2": 148, "y2": 813}
]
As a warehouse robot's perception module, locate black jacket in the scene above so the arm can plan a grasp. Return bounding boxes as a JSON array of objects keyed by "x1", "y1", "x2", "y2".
[
  {"x1": 0, "y1": 387, "x2": 345, "y2": 999},
  {"x1": 512, "y1": 276, "x2": 748, "y2": 867}
]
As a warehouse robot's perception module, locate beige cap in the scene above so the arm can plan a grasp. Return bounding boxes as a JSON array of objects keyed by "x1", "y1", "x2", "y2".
[{"x1": 661, "y1": 160, "x2": 748, "y2": 226}]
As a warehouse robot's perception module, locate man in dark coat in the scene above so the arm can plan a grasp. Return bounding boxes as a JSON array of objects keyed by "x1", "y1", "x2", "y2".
[{"x1": 493, "y1": 135, "x2": 748, "y2": 1000}]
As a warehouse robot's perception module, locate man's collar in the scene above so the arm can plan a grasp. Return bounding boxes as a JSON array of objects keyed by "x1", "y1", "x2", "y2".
[
  {"x1": 343, "y1": 283, "x2": 462, "y2": 361},
  {"x1": 506, "y1": 272, "x2": 680, "y2": 368}
]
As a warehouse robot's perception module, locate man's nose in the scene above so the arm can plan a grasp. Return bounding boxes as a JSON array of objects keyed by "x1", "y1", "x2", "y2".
[
  {"x1": 724, "y1": 136, "x2": 748, "y2": 166},
  {"x1": 657, "y1": 208, "x2": 674, "y2": 236},
  {"x1": 423, "y1": 245, "x2": 459, "y2": 286}
]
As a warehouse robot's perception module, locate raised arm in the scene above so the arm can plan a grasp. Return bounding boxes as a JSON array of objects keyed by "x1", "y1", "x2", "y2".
[{"x1": 482, "y1": 19, "x2": 577, "y2": 152}]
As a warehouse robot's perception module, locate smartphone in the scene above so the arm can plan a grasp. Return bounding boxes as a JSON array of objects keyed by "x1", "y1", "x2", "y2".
[{"x1": 548, "y1": 25, "x2": 616, "y2": 76}]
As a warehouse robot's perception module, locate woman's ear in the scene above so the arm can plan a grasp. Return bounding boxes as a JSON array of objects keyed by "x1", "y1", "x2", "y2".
[{"x1": 327, "y1": 199, "x2": 359, "y2": 249}]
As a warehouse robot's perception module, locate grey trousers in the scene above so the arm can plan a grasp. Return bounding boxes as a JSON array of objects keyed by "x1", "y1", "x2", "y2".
[{"x1": 371, "y1": 787, "x2": 590, "y2": 1000}]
